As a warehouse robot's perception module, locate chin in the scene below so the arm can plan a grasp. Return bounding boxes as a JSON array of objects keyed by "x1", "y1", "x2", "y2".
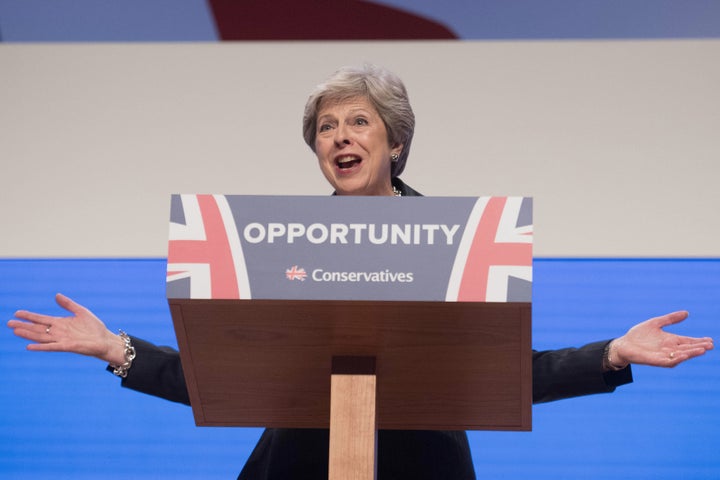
[
  {"x1": 332, "y1": 179, "x2": 367, "y2": 196},
  {"x1": 334, "y1": 187, "x2": 362, "y2": 196}
]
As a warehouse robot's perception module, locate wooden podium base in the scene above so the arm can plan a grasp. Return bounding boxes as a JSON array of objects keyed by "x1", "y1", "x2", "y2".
[{"x1": 329, "y1": 356, "x2": 378, "y2": 480}]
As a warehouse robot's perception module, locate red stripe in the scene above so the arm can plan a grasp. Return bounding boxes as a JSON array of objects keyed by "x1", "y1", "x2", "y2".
[
  {"x1": 167, "y1": 195, "x2": 239, "y2": 298},
  {"x1": 457, "y1": 197, "x2": 532, "y2": 301}
]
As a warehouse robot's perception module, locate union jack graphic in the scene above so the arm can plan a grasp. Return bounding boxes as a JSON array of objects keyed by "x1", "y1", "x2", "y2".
[
  {"x1": 285, "y1": 265, "x2": 307, "y2": 281},
  {"x1": 166, "y1": 194, "x2": 251, "y2": 299},
  {"x1": 446, "y1": 197, "x2": 532, "y2": 302}
]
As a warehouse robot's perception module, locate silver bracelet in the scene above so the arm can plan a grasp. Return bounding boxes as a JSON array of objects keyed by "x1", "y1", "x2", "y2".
[{"x1": 111, "y1": 330, "x2": 136, "y2": 378}]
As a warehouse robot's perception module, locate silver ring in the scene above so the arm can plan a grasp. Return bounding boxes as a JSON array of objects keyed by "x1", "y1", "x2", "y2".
[{"x1": 45, "y1": 325, "x2": 51, "y2": 334}]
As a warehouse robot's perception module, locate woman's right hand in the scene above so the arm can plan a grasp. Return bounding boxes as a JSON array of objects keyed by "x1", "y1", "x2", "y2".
[{"x1": 7, "y1": 293, "x2": 127, "y2": 365}]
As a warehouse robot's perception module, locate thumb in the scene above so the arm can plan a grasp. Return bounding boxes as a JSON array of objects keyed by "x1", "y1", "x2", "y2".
[
  {"x1": 649, "y1": 310, "x2": 689, "y2": 329},
  {"x1": 55, "y1": 293, "x2": 88, "y2": 316}
]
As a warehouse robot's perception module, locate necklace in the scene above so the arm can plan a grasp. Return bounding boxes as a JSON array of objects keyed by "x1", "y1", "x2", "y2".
[{"x1": 392, "y1": 186, "x2": 402, "y2": 197}]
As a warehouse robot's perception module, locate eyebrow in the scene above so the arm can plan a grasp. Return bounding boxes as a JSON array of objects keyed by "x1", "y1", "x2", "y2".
[
  {"x1": 317, "y1": 114, "x2": 335, "y2": 123},
  {"x1": 346, "y1": 107, "x2": 373, "y2": 117},
  {"x1": 317, "y1": 108, "x2": 374, "y2": 122}
]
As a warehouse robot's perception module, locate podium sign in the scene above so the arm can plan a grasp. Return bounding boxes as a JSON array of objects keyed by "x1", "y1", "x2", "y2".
[
  {"x1": 167, "y1": 195, "x2": 532, "y2": 431},
  {"x1": 167, "y1": 195, "x2": 532, "y2": 303}
]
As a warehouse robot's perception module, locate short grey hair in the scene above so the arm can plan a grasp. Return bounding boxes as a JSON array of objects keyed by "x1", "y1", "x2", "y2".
[{"x1": 302, "y1": 64, "x2": 415, "y2": 178}]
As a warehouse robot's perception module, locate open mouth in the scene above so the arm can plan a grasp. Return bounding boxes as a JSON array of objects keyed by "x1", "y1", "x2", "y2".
[{"x1": 336, "y1": 155, "x2": 362, "y2": 169}]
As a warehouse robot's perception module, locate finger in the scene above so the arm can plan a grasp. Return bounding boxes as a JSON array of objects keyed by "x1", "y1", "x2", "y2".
[
  {"x1": 10, "y1": 314, "x2": 71, "y2": 347},
  {"x1": 669, "y1": 347, "x2": 710, "y2": 366},
  {"x1": 7, "y1": 319, "x2": 31, "y2": 329},
  {"x1": 675, "y1": 340, "x2": 714, "y2": 352},
  {"x1": 683, "y1": 346, "x2": 712, "y2": 359},
  {"x1": 11, "y1": 326, "x2": 53, "y2": 343},
  {"x1": 657, "y1": 351, "x2": 685, "y2": 368},
  {"x1": 8, "y1": 323, "x2": 34, "y2": 340},
  {"x1": 652, "y1": 349, "x2": 691, "y2": 368},
  {"x1": 12, "y1": 310, "x2": 55, "y2": 326},
  {"x1": 677, "y1": 335, "x2": 714, "y2": 346},
  {"x1": 55, "y1": 293, "x2": 87, "y2": 316},
  {"x1": 665, "y1": 333, "x2": 714, "y2": 346}
]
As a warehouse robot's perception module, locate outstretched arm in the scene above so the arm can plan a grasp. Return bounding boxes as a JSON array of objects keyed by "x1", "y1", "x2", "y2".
[
  {"x1": 532, "y1": 311, "x2": 713, "y2": 403},
  {"x1": 7, "y1": 293, "x2": 127, "y2": 366},
  {"x1": 9, "y1": 293, "x2": 190, "y2": 404},
  {"x1": 607, "y1": 311, "x2": 714, "y2": 369}
]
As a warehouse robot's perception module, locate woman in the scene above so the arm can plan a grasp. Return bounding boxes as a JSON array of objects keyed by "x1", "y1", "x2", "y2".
[{"x1": 8, "y1": 64, "x2": 714, "y2": 479}]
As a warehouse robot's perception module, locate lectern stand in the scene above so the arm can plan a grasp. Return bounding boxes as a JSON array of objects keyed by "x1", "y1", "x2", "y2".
[
  {"x1": 168, "y1": 298, "x2": 531, "y2": 479},
  {"x1": 329, "y1": 356, "x2": 377, "y2": 479}
]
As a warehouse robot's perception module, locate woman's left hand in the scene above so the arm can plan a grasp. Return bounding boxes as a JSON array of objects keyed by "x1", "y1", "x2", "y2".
[
  {"x1": 7, "y1": 293, "x2": 126, "y2": 365},
  {"x1": 609, "y1": 311, "x2": 714, "y2": 368}
]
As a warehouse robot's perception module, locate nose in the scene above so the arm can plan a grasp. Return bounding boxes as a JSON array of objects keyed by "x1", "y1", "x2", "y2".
[{"x1": 333, "y1": 124, "x2": 351, "y2": 146}]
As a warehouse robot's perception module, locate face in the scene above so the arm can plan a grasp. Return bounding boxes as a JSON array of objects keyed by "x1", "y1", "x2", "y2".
[{"x1": 314, "y1": 97, "x2": 402, "y2": 196}]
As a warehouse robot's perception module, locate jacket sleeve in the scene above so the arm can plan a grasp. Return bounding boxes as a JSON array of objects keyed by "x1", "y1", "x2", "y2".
[
  {"x1": 106, "y1": 336, "x2": 191, "y2": 406},
  {"x1": 532, "y1": 339, "x2": 633, "y2": 404},
  {"x1": 108, "y1": 337, "x2": 631, "y2": 407}
]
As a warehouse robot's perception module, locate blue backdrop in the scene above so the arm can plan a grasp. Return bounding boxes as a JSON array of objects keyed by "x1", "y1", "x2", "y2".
[
  {"x1": 1, "y1": 258, "x2": 718, "y2": 479},
  {"x1": 2, "y1": 0, "x2": 720, "y2": 41}
]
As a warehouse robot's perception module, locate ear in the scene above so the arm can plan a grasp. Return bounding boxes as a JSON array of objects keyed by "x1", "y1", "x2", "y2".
[{"x1": 390, "y1": 143, "x2": 404, "y2": 160}]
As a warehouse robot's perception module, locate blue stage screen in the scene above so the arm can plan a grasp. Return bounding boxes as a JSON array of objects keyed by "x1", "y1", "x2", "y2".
[{"x1": 1, "y1": 259, "x2": 717, "y2": 479}]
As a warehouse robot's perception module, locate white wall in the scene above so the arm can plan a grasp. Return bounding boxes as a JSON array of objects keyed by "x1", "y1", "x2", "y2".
[{"x1": 1, "y1": 40, "x2": 718, "y2": 257}]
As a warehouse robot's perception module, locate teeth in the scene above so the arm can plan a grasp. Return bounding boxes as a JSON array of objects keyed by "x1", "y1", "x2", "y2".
[{"x1": 337, "y1": 156, "x2": 360, "y2": 164}]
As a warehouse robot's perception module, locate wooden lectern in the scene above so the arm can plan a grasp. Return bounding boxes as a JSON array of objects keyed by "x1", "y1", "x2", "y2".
[
  {"x1": 168, "y1": 299, "x2": 531, "y2": 479},
  {"x1": 167, "y1": 193, "x2": 532, "y2": 479}
]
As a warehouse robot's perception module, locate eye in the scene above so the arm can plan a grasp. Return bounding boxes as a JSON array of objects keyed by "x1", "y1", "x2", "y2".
[
  {"x1": 354, "y1": 117, "x2": 369, "y2": 126},
  {"x1": 318, "y1": 123, "x2": 333, "y2": 132}
]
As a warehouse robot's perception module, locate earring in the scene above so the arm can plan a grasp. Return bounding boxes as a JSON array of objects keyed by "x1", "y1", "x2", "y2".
[{"x1": 390, "y1": 153, "x2": 399, "y2": 162}]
